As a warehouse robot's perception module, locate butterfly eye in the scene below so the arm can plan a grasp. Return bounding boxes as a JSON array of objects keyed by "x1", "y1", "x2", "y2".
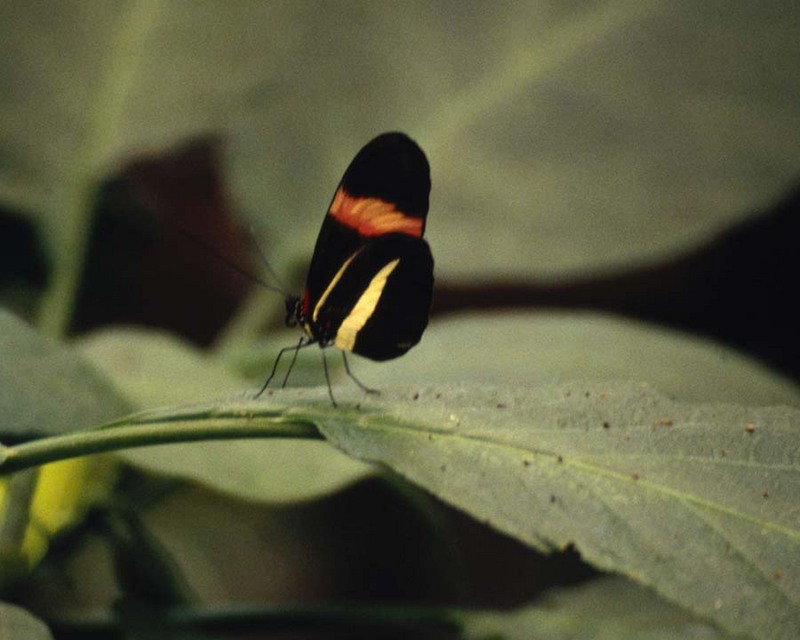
[{"x1": 284, "y1": 296, "x2": 301, "y2": 327}]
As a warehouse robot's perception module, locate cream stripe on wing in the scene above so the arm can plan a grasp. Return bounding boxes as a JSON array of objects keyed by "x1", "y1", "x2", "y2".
[
  {"x1": 334, "y1": 258, "x2": 400, "y2": 352},
  {"x1": 312, "y1": 248, "x2": 363, "y2": 323}
]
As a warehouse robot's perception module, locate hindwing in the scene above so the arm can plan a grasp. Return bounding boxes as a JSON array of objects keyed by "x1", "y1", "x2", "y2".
[{"x1": 309, "y1": 234, "x2": 434, "y2": 360}]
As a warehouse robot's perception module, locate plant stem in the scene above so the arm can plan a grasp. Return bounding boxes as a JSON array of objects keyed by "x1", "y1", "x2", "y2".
[
  {"x1": 0, "y1": 415, "x2": 323, "y2": 475},
  {"x1": 46, "y1": 602, "x2": 464, "y2": 639},
  {"x1": 178, "y1": 603, "x2": 463, "y2": 637}
]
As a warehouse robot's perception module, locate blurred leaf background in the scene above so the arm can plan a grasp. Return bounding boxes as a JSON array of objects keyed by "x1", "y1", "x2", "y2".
[
  {"x1": 4, "y1": 1, "x2": 800, "y2": 278},
  {"x1": 2, "y1": 0, "x2": 799, "y2": 371},
  {"x1": 1, "y1": 1, "x2": 799, "y2": 639}
]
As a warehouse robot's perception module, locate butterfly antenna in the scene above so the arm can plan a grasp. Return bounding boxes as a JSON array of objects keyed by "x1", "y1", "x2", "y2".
[
  {"x1": 179, "y1": 227, "x2": 286, "y2": 296},
  {"x1": 247, "y1": 226, "x2": 291, "y2": 297}
]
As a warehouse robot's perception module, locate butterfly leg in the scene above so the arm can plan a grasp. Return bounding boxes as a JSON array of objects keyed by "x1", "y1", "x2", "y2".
[
  {"x1": 281, "y1": 336, "x2": 308, "y2": 388},
  {"x1": 255, "y1": 335, "x2": 306, "y2": 398},
  {"x1": 342, "y1": 351, "x2": 380, "y2": 396},
  {"x1": 320, "y1": 347, "x2": 338, "y2": 407}
]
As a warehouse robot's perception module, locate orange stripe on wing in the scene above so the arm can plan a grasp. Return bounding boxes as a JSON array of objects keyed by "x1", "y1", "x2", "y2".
[{"x1": 329, "y1": 188, "x2": 423, "y2": 237}]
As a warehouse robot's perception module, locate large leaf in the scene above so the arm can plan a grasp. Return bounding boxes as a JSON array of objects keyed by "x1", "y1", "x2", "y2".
[
  {"x1": 305, "y1": 382, "x2": 799, "y2": 640},
  {"x1": 1, "y1": 1, "x2": 798, "y2": 281},
  {"x1": 5, "y1": 384, "x2": 794, "y2": 639}
]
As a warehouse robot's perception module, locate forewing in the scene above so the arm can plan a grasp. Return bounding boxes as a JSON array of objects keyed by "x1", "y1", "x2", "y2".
[{"x1": 303, "y1": 133, "x2": 430, "y2": 317}]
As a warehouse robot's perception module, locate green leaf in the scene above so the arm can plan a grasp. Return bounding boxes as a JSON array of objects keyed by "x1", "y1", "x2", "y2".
[
  {"x1": 461, "y1": 576, "x2": 736, "y2": 640},
  {"x1": 77, "y1": 328, "x2": 244, "y2": 407},
  {"x1": 0, "y1": 310, "x2": 132, "y2": 437},
  {"x1": 309, "y1": 383, "x2": 800, "y2": 640},
  {"x1": 0, "y1": 603, "x2": 53, "y2": 640},
  {"x1": 77, "y1": 328, "x2": 374, "y2": 503},
  {"x1": 117, "y1": 434, "x2": 374, "y2": 504},
  {"x1": 2, "y1": 383, "x2": 797, "y2": 637},
  {"x1": 354, "y1": 311, "x2": 800, "y2": 407}
]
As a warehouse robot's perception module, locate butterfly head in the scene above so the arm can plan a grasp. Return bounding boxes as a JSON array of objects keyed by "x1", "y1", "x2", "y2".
[{"x1": 284, "y1": 295, "x2": 303, "y2": 328}]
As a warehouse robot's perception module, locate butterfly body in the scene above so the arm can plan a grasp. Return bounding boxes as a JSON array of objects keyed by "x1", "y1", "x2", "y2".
[{"x1": 267, "y1": 132, "x2": 433, "y2": 402}]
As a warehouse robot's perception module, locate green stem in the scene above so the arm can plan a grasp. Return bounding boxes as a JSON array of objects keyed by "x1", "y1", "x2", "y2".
[
  {"x1": 0, "y1": 412, "x2": 323, "y2": 475},
  {"x1": 180, "y1": 603, "x2": 463, "y2": 636},
  {"x1": 46, "y1": 602, "x2": 463, "y2": 638}
]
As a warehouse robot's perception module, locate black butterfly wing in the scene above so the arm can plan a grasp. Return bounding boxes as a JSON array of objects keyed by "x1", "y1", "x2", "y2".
[
  {"x1": 302, "y1": 132, "x2": 431, "y2": 327},
  {"x1": 312, "y1": 233, "x2": 434, "y2": 360}
]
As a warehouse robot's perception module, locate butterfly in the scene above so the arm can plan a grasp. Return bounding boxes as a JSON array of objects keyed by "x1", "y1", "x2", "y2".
[{"x1": 258, "y1": 132, "x2": 434, "y2": 405}]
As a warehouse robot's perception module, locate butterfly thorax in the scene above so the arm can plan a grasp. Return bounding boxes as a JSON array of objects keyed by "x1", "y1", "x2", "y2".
[{"x1": 284, "y1": 293, "x2": 336, "y2": 347}]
